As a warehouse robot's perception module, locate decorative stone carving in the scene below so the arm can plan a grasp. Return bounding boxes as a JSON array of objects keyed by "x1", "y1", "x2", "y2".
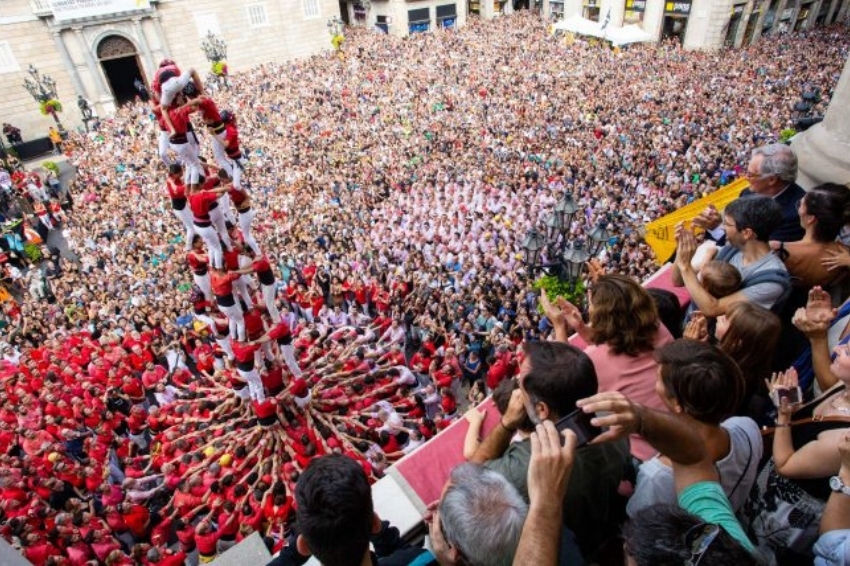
[{"x1": 96, "y1": 35, "x2": 137, "y2": 60}]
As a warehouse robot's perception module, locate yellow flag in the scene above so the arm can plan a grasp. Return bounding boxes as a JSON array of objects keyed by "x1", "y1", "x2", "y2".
[{"x1": 643, "y1": 178, "x2": 750, "y2": 265}]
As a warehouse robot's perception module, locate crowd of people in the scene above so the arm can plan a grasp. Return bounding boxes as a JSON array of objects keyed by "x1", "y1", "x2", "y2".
[{"x1": 0, "y1": 9, "x2": 848, "y2": 566}]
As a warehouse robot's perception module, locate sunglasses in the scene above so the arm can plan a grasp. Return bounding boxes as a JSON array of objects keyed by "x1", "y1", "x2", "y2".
[{"x1": 685, "y1": 522, "x2": 720, "y2": 566}]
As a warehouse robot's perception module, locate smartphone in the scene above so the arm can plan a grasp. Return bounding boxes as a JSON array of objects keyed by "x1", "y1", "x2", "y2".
[
  {"x1": 770, "y1": 387, "x2": 802, "y2": 407},
  {"x1": 554, "y1": 408, "x2": 603, "y2": 448}
]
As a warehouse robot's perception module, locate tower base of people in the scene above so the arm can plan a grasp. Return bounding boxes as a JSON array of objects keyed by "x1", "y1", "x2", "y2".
[{"x1": 793, "y1": 55, "x2": 850, "y2": 189}]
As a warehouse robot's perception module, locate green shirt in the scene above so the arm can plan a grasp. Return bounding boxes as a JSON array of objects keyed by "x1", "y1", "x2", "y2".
[
  {"x1": 678, "y1": 481, "x2": 756, "y2": 554},
  {"x1": 485, "y1": 437, "x2": 630, "y2": 557}
]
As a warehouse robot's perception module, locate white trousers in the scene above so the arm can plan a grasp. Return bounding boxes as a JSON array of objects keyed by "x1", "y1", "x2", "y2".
[
  {"x1": 192, "y1": 272, "x2": 213, "y2": 303},
  {"x1": 215, "y1": 335, "x2": 235, "y2": 360},
  {"x1": 208, "y1": 207, "x2": 232, "y2": 250},
  {"x1": 237, "y1": 367, "x2": 265, "y2": 402},
  {"x1": 218, "y1": 301, "x2": 246, "y2": 341},
  {"x1": 172, "y1": 206, "x2": 196, "y2": 250},
  {"x1": 158, "y1": 130, "x2": 173, "y2": 166},
  {"x1": 170, "y1": 141, "x2": 202, "y2": 185},
  {"x1": 261, "y1": 283, "x2": 280, "y2": 322},
  {"x1": 194, "y1": 223, "x2": 223, "y2": 269},
  {"x1": 280, "y1": 343, "x2": 303, "y2": 378},
  {"x1": 238, "y1": 207, "x2": 261, "y2": 255}
]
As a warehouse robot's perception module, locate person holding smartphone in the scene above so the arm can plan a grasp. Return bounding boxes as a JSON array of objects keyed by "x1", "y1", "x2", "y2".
[{"x1": 468, "y1": 340, "x2": 629, "y2": 560}]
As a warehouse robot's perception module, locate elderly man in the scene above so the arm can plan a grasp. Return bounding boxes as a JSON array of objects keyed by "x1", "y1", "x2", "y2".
[
  {"x1": 469, "y1": 340, "x2": 630, "y2": 560},
  {"x1": 695, "y1": 143, "x2": 805, "y2": 244}
]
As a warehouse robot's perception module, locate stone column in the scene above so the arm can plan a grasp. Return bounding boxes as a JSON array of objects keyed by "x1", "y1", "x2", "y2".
[
  {"x1": 73, "y1": 27, "x2": 114, "y2": 115},
  {"x1": 132, "y1": 17, "x2": 155, "y2": 77},
  {"x1": 73, "y1": 27, "x2": 108, "y2": 95},
  {"x1": 838, "y1": 0, "x2": 850, "y2": 21},
  {"x1": 481, "y1": 0, "x2": 496, "y2": 19},
  {"x1": 792, "y1": 54, "x2": 850, "y2": 188},
  {"x1": 825, "y1": 0, "x2": 840, "y2": 22},
  {"x1": 151, "y1": 13, "x2": 171, "y2": 58},
  {"x1": 751, "y1": 0, "x2": 769, "y2": 41},
  {"x1": 804, "y1": 0, "x2": 820, "y2": 26},
  {"x1": 770, "y1": 0, "x2": 789, "y2": 32},
  {"x1": 733, "y1": 0, "x2": 754, "y2": 46},
  {"x1": 51, "y1": 30, "x2": 88, "y2": 99}
]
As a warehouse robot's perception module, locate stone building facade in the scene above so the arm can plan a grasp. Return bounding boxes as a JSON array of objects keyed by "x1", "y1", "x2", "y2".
[
  {"x1": 533, "y1": 0, "x2": 850, "y2": 49},
  {"x1": 1, "y1": 0, "x2": 341, "y2": 140}
]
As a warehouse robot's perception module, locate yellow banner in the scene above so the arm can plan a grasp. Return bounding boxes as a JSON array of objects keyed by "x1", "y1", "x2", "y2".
[{"x1": 643, "y1": 178, "x2": 750, "y2": 265}]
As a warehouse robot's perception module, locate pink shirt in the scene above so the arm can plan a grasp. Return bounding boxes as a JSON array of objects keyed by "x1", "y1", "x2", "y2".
[{"x1": 584, "y1": 324, "x2": 673, "y2": 461}]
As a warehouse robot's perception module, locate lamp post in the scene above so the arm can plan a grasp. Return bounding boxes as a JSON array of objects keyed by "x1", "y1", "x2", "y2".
[
  {"x1": 200, "y1": 31, "x2": 228, "y2": 89},
  {"x1": 522, "y1": 191, "x2": 610, "y2": 288},
  {"x1": 22, "y1": 64, "x2": 65, "y2": 132},
  {"x1": 327, "y1": 16, "x2": 344, "y2": 36},
  {"x1": 201, "y1": 30, "x2": 227, "y2": 63}
]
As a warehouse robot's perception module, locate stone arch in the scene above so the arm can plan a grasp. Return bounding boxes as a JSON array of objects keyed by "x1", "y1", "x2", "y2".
[
  {"x1": 96, "y1": 34, "x2": 138, "y2": 60},
  {"x1": 95, "y1": 33, "x2": 146, "y2": 105}
]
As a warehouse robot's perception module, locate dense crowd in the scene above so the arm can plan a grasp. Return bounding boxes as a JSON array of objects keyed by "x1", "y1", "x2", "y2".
[{"x1": 0, "y1": 9, "x2": 849, "y2": 566}]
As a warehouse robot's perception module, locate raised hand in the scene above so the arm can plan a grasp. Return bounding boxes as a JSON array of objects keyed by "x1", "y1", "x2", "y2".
[
  {"x1": 674, "y1": 223, "x2": 699, "y2": 272},
  {"x1": 539, "y1": 288, "x2": 566, "y2": 328},
  {"x1": 792, "y1": 307, "x2": 831, "y2": 339},
  {"x1": 692, "y1": 204, "x2": 721, "y2": 231},
  {"x1": 822, "y1": 247, "x2": 850, "y2": 272},
  {"x1": 765, "y1": 367, "x2": 801, "y2": 418},
  {"x1": 806, "y1": 286, "x2": 837, "y2": 323},
  {"x1": 463, "y1": 406, "x2": 486, "y2": 427},
  {"x1": 683, "y1": 311, "x2": 708, "y2": 341}
]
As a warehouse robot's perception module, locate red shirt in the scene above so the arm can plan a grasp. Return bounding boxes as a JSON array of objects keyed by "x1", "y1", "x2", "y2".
[
  {"x1": 231, "y1": 340, "x2": 260, "y2": 364},
  {"x1": 210, "y1": 271, "x2": 240, "y2": 297},
  {"x1": 166, "y1": 177, "x2": 186, "y2": 200},
  {"x1": 223, "y1": 124, "x2": 241, "y2": 157},
  {"x1": 167, "y1": 105, "x2": 195, "y2": 136},
  {"x1": 252, "y1": 398, "x2": 276, "y2": 419},
  {"x1": 188, "y1": 190, "x2": 219, "y2": 223},
  {"x1": 198, "y1": 97, "x2": 222, "y2": 123},
  {"x1": 122, "y1": 504, "x2": 150, "y2": 537}
]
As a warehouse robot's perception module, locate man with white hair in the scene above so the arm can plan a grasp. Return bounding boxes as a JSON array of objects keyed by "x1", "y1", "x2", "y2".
[{"x1": 694, "y1": 143, "x2": 805, "y2": 243}]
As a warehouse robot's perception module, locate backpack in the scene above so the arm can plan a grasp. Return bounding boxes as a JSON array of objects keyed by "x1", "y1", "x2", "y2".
[{"x1": 715, "y1": 246, "x2": 792, "y2": 313}]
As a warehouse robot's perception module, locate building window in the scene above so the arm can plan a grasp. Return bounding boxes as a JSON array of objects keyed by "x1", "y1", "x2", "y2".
[
  {"x1": 303, "y1": 0, "x2": 320, "y2": 19},
  {"x1": 0, "y1": 42, "x2": 20, "y2": 75},
  {"x1": 247, "y1": 3, "x2": 269, "y2": 28},
  {"x1": 409, "y1": 7, "x2": 430, "y2": 33},
  {"x1": 436, "y1": 4, "x2": 457, "y2": 28}
]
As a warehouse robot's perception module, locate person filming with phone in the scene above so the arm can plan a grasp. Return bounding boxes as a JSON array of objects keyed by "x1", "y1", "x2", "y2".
[{"x1": 468, "y1": 341, "x2": 630, "y2": 560}]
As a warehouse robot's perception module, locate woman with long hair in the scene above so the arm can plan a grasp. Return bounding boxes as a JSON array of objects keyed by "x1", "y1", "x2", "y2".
[
  {"x1": 542, "y1": 274, "x2": 672, "y2": 461},
  {"x1": 687, "y1": 301, "x2": 782, "y2": 423}
]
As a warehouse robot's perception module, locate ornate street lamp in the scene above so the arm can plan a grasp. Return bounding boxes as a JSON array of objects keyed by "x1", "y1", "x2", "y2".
[
  {"x1": 201, "y1": 31, "x2": 229, "y2": 88},
  {"x1": 562, "y1": 242, "x2": 590, "y2": 284},
  {"x1": 523, "y1": 193, "x2": 613, "y2": 288},
  {"x1": 327, "y1": 16, "x2": 344, "y2": 36},
  {"x1": 522, "y1": 228, "x2": 547, "y2": 268},
  {"x1": 544, "y1": 212, "x2": 562, "y2": 245},
  {"x1": 201, "y1": 31, "x2": 227, "y2": 62},
  {"x1": 554, "y1": 191, "x2": 579, "y2": 233},
  {"x1": 22, "y1": 64, "x2": 65, "y2": 132},
  {"x1": 587, "y1": 218, "x2": 612, "y2": 257}
]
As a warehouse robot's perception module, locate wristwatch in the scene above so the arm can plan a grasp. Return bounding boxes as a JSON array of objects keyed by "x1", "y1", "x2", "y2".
[{"x1": 829, "y1": 475, "x2": 850, "y2": 496}]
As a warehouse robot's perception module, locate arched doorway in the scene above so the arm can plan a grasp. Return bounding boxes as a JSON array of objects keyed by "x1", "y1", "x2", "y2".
[{"x1": 98, "y1": 35, "x2": 145, "y2": 105}]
